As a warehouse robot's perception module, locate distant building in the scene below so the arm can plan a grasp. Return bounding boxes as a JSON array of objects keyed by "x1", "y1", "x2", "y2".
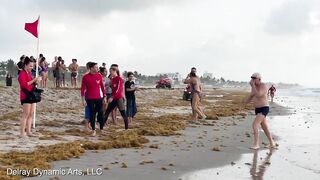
[{"x1": 203, "y1": 72, "x2": 213, "y2": 79}]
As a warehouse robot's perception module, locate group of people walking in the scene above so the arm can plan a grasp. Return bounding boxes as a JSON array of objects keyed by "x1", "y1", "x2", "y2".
[
  {"x1": 16, "y1": 55, "x2": 277, "y2": 149},
  {"x1": 17, "y1": 55, "x2": 139, "y2": 138},
  {"x1": 80, "y1": 62, "x2": 138, "y2": 136}
]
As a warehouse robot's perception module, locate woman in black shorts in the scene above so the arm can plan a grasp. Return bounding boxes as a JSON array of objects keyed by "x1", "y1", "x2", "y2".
[{"x1": 18, "y1": 57, "x2": 41, "y2": 138}]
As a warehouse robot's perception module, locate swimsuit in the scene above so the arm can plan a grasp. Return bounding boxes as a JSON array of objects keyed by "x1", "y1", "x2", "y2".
[{"x1": 255, "y1": 106, "x2": 269, "y2": 117}]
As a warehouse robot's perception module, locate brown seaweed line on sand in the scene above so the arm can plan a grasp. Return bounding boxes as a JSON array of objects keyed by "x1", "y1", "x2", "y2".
[{"x1": 0, "y1": 89, "x2": 251, "y2": 179}]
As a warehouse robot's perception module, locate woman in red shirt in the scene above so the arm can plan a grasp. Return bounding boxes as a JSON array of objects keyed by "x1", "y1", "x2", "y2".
[
  {"x1": 18, "y1": 57, "x2": 42, "y2": 138},
  {"x1": 103, "y1": 66, "x2": 129, "y2": 130}
]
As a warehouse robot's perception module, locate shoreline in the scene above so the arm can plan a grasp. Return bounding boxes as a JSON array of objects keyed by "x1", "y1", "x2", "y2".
[
  {"x1": 2, "y1": 86, "x2": 316, "y2": 180},
  {"x1": 30, "y1": 101, "x2": 289, "y2": 180},
  {"x1": 180, "y1": 94, "x2": 320, "y2": 180}
]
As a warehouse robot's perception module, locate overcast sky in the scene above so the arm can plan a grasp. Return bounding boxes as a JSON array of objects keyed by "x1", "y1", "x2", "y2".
[{"x1": 1, "y1": 0, "x2": 320, "y2": 87}]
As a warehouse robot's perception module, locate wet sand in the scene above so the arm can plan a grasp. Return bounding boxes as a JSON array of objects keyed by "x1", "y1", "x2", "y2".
[
  {"x1": 27, "y1": 104, "x2": 289, "y2": 180},
  {"x1": 180, "y1": 93, "x2": 320, "y2": 180}
]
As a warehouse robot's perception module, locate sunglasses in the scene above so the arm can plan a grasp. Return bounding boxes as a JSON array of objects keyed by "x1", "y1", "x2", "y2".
[{"x1": 251, "y1": 76, "x2": 257, "y2": 79}]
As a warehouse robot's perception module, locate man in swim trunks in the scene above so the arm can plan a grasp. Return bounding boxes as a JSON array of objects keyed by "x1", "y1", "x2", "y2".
[
  {"x1": 268, "y1": 85, "x2": 276, "y2": 103},
  {"x1": 243, "y1": 73, "x2": 277, "y2": 150},
  {"x1": 69, "y1": 59, "x2": 79, "y2": 88}
]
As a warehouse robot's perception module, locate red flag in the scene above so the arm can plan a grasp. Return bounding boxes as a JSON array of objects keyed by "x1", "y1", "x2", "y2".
[{"x1": 25, "y1": 17, "x2": 39, "y2": 38}]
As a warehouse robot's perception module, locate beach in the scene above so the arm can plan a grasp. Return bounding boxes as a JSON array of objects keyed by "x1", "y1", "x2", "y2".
[
  {"x1": 0, "y1": 86, "x2": 319, "y2": 180},
  {"x1": 180, "y1": 89, "x2": 320, "y2": 180}
]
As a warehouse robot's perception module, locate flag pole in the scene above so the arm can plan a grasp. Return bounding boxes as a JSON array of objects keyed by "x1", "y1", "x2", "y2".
[{"x1": 33, "y1": 15, "x2": 40, "y2": 129}]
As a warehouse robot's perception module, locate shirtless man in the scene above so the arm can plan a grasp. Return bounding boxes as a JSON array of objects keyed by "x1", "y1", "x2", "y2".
[
  {"x1": 268, "y1": 85, "x2": 276, "y2": 103},
  {"x1": 69, "y1": 59, "x2": 79, "y2": 88},
  {"x1": 184, "y1": 67, "x2": 206, "y2": 121},
  {"x1": 243, "y1": 73, "x2": 277, "y2": 150}
]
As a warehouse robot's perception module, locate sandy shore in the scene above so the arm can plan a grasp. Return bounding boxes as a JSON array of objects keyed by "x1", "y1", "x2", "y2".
[
  {"x1": 1, "y1": 86, "x2": 319, "y2": 180},
  {"x1": 0, "y1": 86, "x2": 250, "y2": 154},
  {"x1": 24, "y1": 103, "x2": 288, "y2": 180}
]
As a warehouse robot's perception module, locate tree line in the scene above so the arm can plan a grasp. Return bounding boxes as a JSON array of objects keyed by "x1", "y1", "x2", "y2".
[
  {"x1": 0, "y1": 59, "x2": 297, "y2": 88},
  {"x1": 0, "y1": 59, "x2": 16, "y2": 77}
]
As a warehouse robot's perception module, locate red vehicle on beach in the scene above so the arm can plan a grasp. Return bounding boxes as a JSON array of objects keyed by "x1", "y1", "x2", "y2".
[{"x1": 156, "y1": 77, "x2": 172, "y2": 89}]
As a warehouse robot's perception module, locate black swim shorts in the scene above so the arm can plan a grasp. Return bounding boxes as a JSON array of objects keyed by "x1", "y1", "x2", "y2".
[
  {"x1": 21, "y1": 99, "x2": 35, "y2": 105},
  {"x1": 71, "y1": 72, "x2": 78, "y2": 78},
  {"x1": 255, "y1": 106, "x2": 269, "y2": 117}
]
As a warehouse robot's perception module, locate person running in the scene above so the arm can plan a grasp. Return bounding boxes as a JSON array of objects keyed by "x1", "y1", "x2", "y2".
[
  {"x1": 103, "y1": 66, "x2": 129, "y2": 130},
  {"x1": 81, "y1": 62, "x2": 106, "y2": 136},
  {"x1": 184, "y1": 67, "x2": 206, "y2": 121},
  {"x1": 69, "y1": 59, "x2": 79, "y2": 88},
  {"x1": 243, "y1": 73, "x2": 277, "y2": 150},
  {"x1": 125, "y1": 72, "x2": 139, "y2": 124},
  {"x1": 18, "y1": 56, "x2": 42, "y2": 138},
  {"x1": 268, "y1": 85, "x2": 277, "y2": 103},
  {"x1": 39, "y1": 56, "x2": 49, "y2": 88}
]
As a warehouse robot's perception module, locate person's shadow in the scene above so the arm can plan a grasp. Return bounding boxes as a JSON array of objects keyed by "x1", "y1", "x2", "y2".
[{"x1": 250, "y1": 149, "x2": 275, "y2": 180}]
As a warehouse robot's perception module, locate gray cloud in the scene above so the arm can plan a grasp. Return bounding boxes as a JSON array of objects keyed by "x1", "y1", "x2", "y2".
[
  {"x1": 26, "y1": 0, "x2": 183, "y2": 18},
  {"x1": 1, "y1": 0, "x2": 320, "y2": 87},
  {"x1": 264, "y1": 1, "x2": 313, "y2": 35}
]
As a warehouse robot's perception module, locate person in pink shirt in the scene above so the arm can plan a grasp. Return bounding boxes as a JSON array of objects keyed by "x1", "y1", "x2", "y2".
[
  {"x1": 103, "y1": 66, "x2": 129, "y2": 130},
  {"x1": 81, "y1": 62, "x2": 106, "y2": 136},
  {"x1": 18, "y1": 56, "x2": 42, "y2": 138}
]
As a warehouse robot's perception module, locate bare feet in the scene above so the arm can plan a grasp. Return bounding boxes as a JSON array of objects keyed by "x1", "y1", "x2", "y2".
[
  {"x1": 85, "y1": 121, "x2": 91, "y2": 131},
  {"x1": 91, "y1": 130, "x2": 96, "y2": 137},
  {"x1": 201, "y1": 116, "x2": 207, "y2": 120},
  {"x1": 250, "y1": 146, "x2": 260, "y2": 150},
  {"x1": 27, "y1": 133, "x2": 38, "y2": 137},
  {"x1": 269, "y1": 142, "x2": 279, "y2": 149},
  {"x1": 18, "y1": 134, "x2": 28, "y2": 139},
  {"x1": 116, "y1": 129, "x2": 126, "y2": 132}
]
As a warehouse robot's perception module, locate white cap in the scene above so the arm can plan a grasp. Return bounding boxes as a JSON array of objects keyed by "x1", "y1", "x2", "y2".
[{"x1": 251, "y1": 73, "x2": 262, "y2": 79}]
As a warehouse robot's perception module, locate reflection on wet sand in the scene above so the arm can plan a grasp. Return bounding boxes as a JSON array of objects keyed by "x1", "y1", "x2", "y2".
[{"x1": 250, "y1": 149, "x2": 275, "y2": 180}]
